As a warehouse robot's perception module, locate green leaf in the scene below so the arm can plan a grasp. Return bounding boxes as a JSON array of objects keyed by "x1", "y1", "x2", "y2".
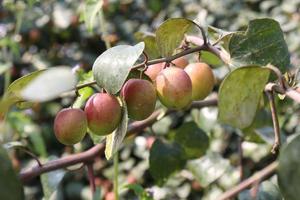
[
  {"x1": 0, "y1": 70, "x2": 45, "y2": 118},
  {"x1": 149, "y1": 139, "x2": 186, "y2": 186},
  {"x1": 135, "y1": 32, "x2": 160, "y2": 59},
  {"x1": 0, "y1": 146, "x2": 24, "y2": 200},
  {"x1": 187, "y1": 151, "x2": 230, "y2": 187},
  {"x1": 278, "y1": 134, "x2": 300, "y2": 200},
  {"x1": 105, "y1": 98, "x2": 128, "y2": 160},
  {"x1": 41, "y1": 156, "x2": 65, "y2": 199},
  {"x1": 28, "y1": 130, "x2": 47, "y2": 157},
  {"x1": 242, "y1": 109, "x2": 273, "y2": 143},
  {"x1": 229, "y1": 18, "x2": 290, "y2": 71},
  {"x1": 21, "y1": 67, "x2": 77, "y2": 102},
  {"x1": 93, "y1": 42, "x2": 145, "y2": 94},
  {"x1": 156, "y1": 18, "x2": 196, "y2": 57},
  {"x1": 72, "y1": 87, "x2": 94, "y2": 109},
  {"x1": 207, "y1": 25, "x2": 236, "y2": 50},
  {"x1": 200, "y1": 51, "x2": 222, "y2": 66},
  {"x1": 218, "y1": 66, "x2": 270, "y2": 129},
  {"x1": 125, "y1": 184, "x2": 153, "y2": 200},
  {"x1": 173, "y1": 122, "x2": 209, "y2": 159},
  {"x1": 83, "y1": 0, "x2": 103, "y2": 32}
]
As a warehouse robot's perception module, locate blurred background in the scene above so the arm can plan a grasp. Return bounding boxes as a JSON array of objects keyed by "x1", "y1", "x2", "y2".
[{"x1": 0, "y1": 0, "x2": 300, "y2": 199}]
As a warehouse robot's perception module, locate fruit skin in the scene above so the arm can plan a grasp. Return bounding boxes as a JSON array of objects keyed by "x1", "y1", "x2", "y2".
[
  {"x1": 184, "y1": 62, "x2": 214, "y2": 100},
  {"x1": 144, "y1": 57, "x2": 188, "y2": 81},
  {"x1": 144, "y1": 63, "x2": 164, "y2": 82},
  {"x1": 155, "y1": 67, "x2": 192, "y2": 109},
  {"x1": 54, "y1": 108, "x2": 87, "y2": 145},
  {"x1": 121, "y1": 79, "x2": 156, "y2": 120},
  {"x1": 84, "y1": 93, "x2": 121, "y2": 136},
  {"x1": 172, "y1": 57, "x2": 189, "y2": 69}
]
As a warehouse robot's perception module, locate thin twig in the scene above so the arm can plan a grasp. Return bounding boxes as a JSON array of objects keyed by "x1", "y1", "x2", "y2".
[
  {"x1": 76, "y1": 81, "x2": 97, "y2": 91},
  {"x1": 265, "y1": 64, "x2": 287, "y2": 90},
  {"x1": 193, "y1": 22, "x2": 207, "y2": 45},
  {"x1": 140, "y1": 51, "x2": 149, "y2": 79},
  {"x1": 218, "y1": 161, "x2": 278, "y2": 200},
  {"x1": 22, "y1": 148, "x2": 43, "y2": 167},
  {"x1": 131, "y1": 44, "x2": 210, "y2": 70},
  {"x1": 86, "y1": 162, "x2": 96, "y2": 194},
  {"x1": 19, "y1": 143, "x2": 105, "y2": 183},
  {"x1": 265, "y1": 90, "x2": 281, "y2": 154}
]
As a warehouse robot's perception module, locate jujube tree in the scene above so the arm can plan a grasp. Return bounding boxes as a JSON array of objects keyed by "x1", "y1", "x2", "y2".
[{"x1": 0, "y1": 5, "x2": 299, "y2": 200}]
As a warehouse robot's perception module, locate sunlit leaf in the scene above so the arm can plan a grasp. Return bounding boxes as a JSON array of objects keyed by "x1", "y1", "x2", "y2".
[
  {"x1": 242, "y1": 109, "x2": 273, "y2": 143},
  {"x1": 93, "y1": 42, "x2": 145, "y2": 94},
  {"x1": 156, "y1": 18, "x2": 196, "y2": 57},
  {"x1": 72, "y1": 87, "x2": 94, "y2": 109},
  {"x1": 83, "y1": 0, "x2": 103, "y2": 32},
  {"x1": 21, "y1": 67, "x2": 77, "y2": 102},
  {"x1": 41, "y1": 156, "x2": 66, "y2": 199},
  {"x1": 105, "y1": 98, "x2": 128, "y2": 160},
  {"x1": 135, "y1": 32, "x2": 160, "y2": 59},
  {"x1": 0, "y1": 70, "x2": 45, "y2": 118},
  {"x1": 229, "y1": 18, "x2": 290, "y2": 71},
  {"x1": 218, "y1": 66, "x2": 270, "y2": 129}
]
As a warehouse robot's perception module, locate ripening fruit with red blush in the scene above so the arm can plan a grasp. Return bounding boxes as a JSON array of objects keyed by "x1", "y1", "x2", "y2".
[
  {"x1": 85, "y1": 93, "x2": 121, "y2": 136},
  {"x1": 54, "y1": 108, "x2": 87, "y2": 145},
  {"x1": 172, "y1": 57, "x2": 189, "y2": 69},
  {"x1": 144, "y1": 63, "x2": 164, "y2": 82},
  {"x1": 121, "y1": 79, "x2": 156, "y2": 120},
  {"x1": 184, "y1": 62, "x2": 215, "y2": 100},
  {"x1": 155, "y1": 67, "x2": 192, "y2": 109}
]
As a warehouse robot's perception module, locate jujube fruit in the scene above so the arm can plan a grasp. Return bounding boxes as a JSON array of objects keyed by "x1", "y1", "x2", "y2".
[
  {"x1": 155, "y1": 67, "x2": 192, "y2": 109},
  {"x1": 144, "y1": 57, "x2": 189, "y2": 82},
  {"x1": 172, "y1": 57, "x2": 189, "y2": 69},
  {"x1": 54, "y1": 108, "x2": 87, "y2": 145},
  {"x1": 121, "y1": 79, "x2": 156, "y2": 120},
  {"x1": 84, "y1": 93, "x2": 121, "y2": 135},
  {"x1": 184, "y1": 62, "x2": 214, "y2": 100},
  {"x1": 144, "y1": 63, "x2": 164, "y2": 82}
]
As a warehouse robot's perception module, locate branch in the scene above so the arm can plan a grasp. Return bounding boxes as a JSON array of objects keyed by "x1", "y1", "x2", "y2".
[
  {"x1": 265, "y1": 90, "x2": 281, "y2": 154},
  {"x1": 131, "y1": 44, "x2": 210, "y2": 70},
  {"x1": 218, "y1": 161, "x2": 278, "y2": 200},
  {"x1": 265, "y1": 82, "x2": 300, "y2": 103},
  {"x1": 19, "y1": 98, "x2": 218, "y2": 182},
  {"x1": 184, "y1": 35, "x2": 231, "y2": 64}
]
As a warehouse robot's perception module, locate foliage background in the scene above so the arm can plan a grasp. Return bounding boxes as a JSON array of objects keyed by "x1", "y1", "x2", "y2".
[{"x1": 1, "y1": 0, "x2": 300, "y2": 199}]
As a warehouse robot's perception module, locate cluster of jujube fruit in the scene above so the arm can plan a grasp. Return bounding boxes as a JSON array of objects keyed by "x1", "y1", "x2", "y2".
[{"x1": 54, "y1": 57, "x2": 215, "y2": 145}]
